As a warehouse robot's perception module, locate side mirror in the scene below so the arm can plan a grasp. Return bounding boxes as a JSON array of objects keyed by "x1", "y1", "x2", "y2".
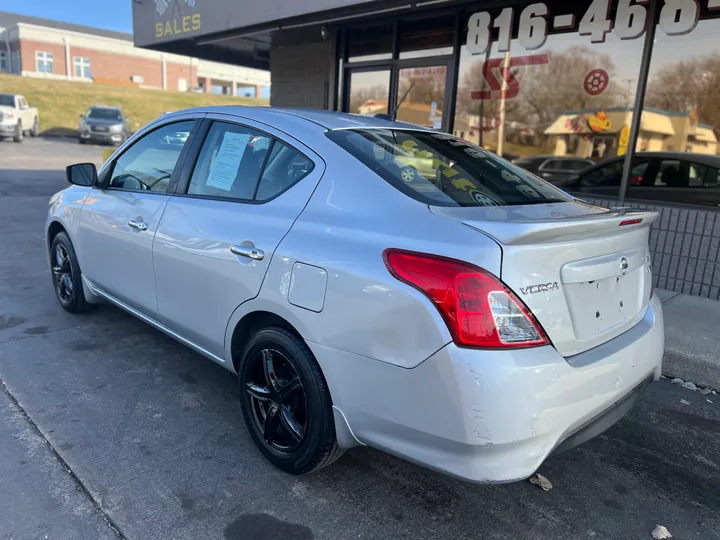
[
  {"x1": 79, "y1": 113, "x2": 85, "y2": 118},
  {"x1": 66, "y1": 163, "x2": 97, "y2": 187}
]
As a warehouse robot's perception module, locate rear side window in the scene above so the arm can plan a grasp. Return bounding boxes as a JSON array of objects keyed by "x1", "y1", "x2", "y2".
[
  {"x1": 188, "y1": 122, "x2": 273, "y2": 201},
  {"x1": 255, "y1": 141, "x2": 314, "y2": 202},
  {"x1": 326, "y1": 129, "x2": 568, "y2": 207},
  {"x1": 187, "y1": 121, "x2": 314, "y2": 202}
]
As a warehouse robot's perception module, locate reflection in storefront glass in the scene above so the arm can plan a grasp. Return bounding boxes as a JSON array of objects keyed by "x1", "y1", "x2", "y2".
[
  {"x1": 629, "y1": 16, "x2": 720, "y2": 207},
  {"x1": 348, "y1": 70, "x2": 391, "y2": 115},
  {"x1": 454, "y1": 1, "x2": 647, "y2": 199},
  {"x1": 395, "y1": 66, "x2": 447, "y2": 128}
]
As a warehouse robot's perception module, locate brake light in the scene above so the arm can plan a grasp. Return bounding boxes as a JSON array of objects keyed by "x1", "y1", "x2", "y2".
[
  {"x1": 383, "y1": 249, "x2": 549, "y2": 349},
  {"x1": 619, "y1": 219, "x2": 642, "y2": 227}
]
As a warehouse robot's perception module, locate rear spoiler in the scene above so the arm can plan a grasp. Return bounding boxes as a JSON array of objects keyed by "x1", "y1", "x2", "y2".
[{"x1": 459, "y1": 208, "x2": 658, "y2": 245}]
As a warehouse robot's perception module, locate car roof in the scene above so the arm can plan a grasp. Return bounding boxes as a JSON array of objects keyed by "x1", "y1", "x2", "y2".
[
  {"x1": 89, "y1": 105, "x2": 122, "y2": 111},
  {"x1": 164, "y1": 106, "x2": 430, "y2": 131}
]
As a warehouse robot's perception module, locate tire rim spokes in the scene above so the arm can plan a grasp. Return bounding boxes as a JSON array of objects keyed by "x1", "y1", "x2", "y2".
[
  {"x1": 246, "y1": 348, "x2": 307, "y2": 451},
  {"x1": 52, "y1": 245, "x2": 73, "y2": 301}
]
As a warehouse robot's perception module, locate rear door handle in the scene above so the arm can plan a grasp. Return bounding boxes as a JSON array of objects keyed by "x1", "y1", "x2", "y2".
[
  {"x1": 128, "y1": 220, "x2": 148, "y2": 231},
  {"x1": 231, "y1": 245, "x2": 265, "y2": 261}
]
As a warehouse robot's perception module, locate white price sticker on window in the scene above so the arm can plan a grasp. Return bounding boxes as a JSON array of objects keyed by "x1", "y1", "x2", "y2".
[{"x1": 206, "y1": 131, "x2": 251, "y2": 191}]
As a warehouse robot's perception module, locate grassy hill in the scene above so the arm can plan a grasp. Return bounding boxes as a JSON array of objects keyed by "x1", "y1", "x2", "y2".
[{"x1": 0, "y1": 73, "x2": 267, "y2": 137}]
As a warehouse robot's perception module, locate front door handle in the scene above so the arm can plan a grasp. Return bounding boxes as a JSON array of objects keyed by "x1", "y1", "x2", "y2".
[
  {"x1": 231, "y1": 245, "x2": 265, "y2": 261},
  {"x1": 128, "y1": 219, "x2": 148, "y2": 231}
]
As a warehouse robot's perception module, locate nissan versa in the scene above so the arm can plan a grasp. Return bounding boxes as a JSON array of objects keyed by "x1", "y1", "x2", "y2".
[{"x1": 46, "y1": 107, "x2": 664, "y2": 483}]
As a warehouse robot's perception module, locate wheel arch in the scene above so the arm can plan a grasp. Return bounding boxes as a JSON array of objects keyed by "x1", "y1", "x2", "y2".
[
  {"x1": 229, "y1": 310, "x2": 304, "y2": 374},
  {"x1": 46, "y1": 220, "x2": 68, "y2": 257}
]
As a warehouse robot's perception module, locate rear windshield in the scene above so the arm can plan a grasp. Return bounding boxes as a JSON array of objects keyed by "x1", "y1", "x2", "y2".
[
  {"x1": 326, "y1": 129, "x2": 570, "y2": 207},
  {"x1": 87, "y1": 108, "x2": 123, "y2": 122}
]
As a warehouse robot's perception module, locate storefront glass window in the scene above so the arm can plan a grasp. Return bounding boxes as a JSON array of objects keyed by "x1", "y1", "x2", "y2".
[
  {"x1": 347, "y1": 24, "x2": 393, "y2": 62},
  {"x1": 347, "y1": 70, "x2": 391, "y2": 115},
  {"x1": 453, "y1": 1, "x2": 648, "y2": 199},
  {"x1": 395, "y1": 66, "x2": 447, "y2": 128},
  {"x1": 631, "y1": 8, "x2": 720, "y2": 207},
  {"x1": 398, "y1": 15, "x2": 455, "y2": 59}
]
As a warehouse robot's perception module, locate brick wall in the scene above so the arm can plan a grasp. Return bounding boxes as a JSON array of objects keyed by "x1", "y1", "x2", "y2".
[
  {"x1": 585, "y1": 197, "x2": 720, "y2": 300},
  {"x1": 270, "y1": 39, "x2": 333, "y2": 108},
  {"x1": 69, "y1": 45, "x2": 161, "y2": 86},
  {"x1": 16, "y1": 39, "x2": 195, "y2": 89},
  {"x1": 19, "y1": 39, "x2": 67, "y2": 75}
]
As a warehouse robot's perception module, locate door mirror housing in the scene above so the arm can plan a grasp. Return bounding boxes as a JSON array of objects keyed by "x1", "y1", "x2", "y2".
[{"x1": 66, "y1": 163, "x2": 98, "y2": 187}]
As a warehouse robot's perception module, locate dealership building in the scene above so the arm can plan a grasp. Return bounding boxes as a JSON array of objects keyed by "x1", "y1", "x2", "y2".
[
  {"x1": 0, "y1": 11, "x2": 269, "y2": 96},
  {"x1": 132, "y1": 0, "x2": 720, "y2": 300}
]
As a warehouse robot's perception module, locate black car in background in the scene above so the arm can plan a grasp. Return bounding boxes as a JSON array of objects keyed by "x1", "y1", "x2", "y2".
[
  {"x1": 79, "y1": 106, "x2": 129, "y2": 145},
  {"x1": 561, "y1": 152, "x2": 720, "y2": 208},
  {"x1": 512, "y1": 155, "x2": 595, "y2": 182}
]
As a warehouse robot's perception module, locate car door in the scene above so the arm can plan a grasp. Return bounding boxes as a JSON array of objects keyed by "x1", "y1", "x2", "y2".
[
  {"x1": 153, "y1": 115, "x2": 325, "y2": 359},
  {"x1": 76, "y1": 117, "x2": 199, "y2": 318}
]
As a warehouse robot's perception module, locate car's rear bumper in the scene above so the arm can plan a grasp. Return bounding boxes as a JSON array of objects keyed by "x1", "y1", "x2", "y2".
[{"x1": 310, "y1": 295, "x2": 664, "y2": 483}]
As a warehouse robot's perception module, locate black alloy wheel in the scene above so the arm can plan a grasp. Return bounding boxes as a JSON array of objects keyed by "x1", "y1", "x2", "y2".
[
  {"x1": 50, "y1": 232, "x2": 92, "y2": 313},
  {"x1": 238, "y1": 327, "x2": 343, "y2": 474},
  {"x1": 246, "y1": 348, "x2": 307, "y2": 451},
  {"x1": 52, "y1": 243, "x2": 74, "y2": 303}
]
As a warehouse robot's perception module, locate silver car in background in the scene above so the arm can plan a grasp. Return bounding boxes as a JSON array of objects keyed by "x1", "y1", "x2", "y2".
[{"x1": 47, "y1": 108, "x2": 664, "y2": 483}]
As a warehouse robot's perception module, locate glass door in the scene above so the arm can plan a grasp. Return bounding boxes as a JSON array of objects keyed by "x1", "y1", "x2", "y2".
[
  {"x1": 393, "y1": 61, "x2": 450, "y2": 130},
  {"x1": 345, "y1": 68, "x2": 392, "y2": 116}
]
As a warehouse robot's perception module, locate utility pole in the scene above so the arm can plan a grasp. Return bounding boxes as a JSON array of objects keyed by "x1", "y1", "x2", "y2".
[{"x1": 496, "y1": 49, "x2": 511, "y2": 157}]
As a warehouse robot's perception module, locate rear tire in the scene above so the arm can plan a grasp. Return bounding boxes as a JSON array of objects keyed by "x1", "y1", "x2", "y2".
[
  {"x1": 50, "y1": 232, "x2": 93, "y2": 313},
  {"x1": 31, "y1": 118, "x2": 39, "y2": 137},
  {"x1": 238, "y1": 326, "x2": 343, "y2": 475},
  {"x1": 13, "y1": 122, "x2": 23, "y2": 143}
]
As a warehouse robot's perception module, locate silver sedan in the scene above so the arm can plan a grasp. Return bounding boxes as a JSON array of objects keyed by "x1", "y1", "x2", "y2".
[{"x1": 47, "y1": 107, "x2": 664, "y2": 483}]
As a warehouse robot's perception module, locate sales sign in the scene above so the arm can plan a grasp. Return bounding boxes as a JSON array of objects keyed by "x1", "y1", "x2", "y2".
[{"x1": 467, "y1": 0, "x2": 715, "y2": 55}]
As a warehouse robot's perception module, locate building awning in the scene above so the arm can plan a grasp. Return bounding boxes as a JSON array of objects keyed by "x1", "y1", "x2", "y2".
[
  {"x1": 691, "y1": 126, "x2": 718, "y2": 143},
  {"x1": 545, "y1": 109, "x2": 676, "y2": 137}
]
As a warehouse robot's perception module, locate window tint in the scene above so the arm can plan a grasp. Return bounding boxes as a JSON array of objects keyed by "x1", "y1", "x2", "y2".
[
  {"x1": 578, "y1": 160, "x2": 624, "y2": 188},
  {"x1": 540, "y1": 160, "x2": 563, "y2": 170},
  {"x1": 567, "y1": 160, "x2": 592, "y2": 171},
  {"x1": 327, "y1": 129, "x2": 568, "y2": 207},
  {"x1": 108, "y1": 121, "x2": 194, "y2": 192},
  {"x1": 654, "y1": 160, "x2": 684, "y2": 187},
  {"x1": 188, "y1": 122, "x2": 272, "y2": 201},
  {"x1": 255, "y1": 141, "x2": 315, "y2": 202},
  {"x1": 690, "y1": 164, "x2": 719, "y2": 187}
]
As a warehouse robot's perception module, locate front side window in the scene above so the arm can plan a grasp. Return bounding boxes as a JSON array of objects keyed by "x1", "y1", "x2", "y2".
[
  {"x1": 188, "y1": 122, "x2": 273, "y2": 201},
  {"x1": 108, "y1": 121, "x2": 195, "y2": 192},
  {"x1": 73, "y1": 57, "x2": 91, "y2": 78},
  {"x1": 0, "y1": 51, "x2": 7, "y2": 72},
  {"x1": 36, "y1": 51, "x2": 54, "y2": 73},
  {"x1": 327, "y1": 129, "x2": 568, "y2": 207}
]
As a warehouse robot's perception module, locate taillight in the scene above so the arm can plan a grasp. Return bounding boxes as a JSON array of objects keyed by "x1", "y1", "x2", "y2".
[{"x1": 383, "y1": 249, "x2": 549, "y2": 349}]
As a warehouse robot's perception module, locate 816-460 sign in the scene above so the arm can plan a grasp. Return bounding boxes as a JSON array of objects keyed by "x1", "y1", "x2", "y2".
[{"x1": 467, "y1": 0, "x2": 719, "y2": 54}]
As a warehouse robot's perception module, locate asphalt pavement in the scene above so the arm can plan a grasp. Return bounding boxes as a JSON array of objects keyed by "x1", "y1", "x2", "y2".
[{"x1": 1, "y1": 137, "x2": 719, "y2": 540}]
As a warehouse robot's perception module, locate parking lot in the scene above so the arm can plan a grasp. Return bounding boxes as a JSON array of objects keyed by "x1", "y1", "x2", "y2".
[{"x1": 1, "y1": 137, "x2": 719, "y2": 540}]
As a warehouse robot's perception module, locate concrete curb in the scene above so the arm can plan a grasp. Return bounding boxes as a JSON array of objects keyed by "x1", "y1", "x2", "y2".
[{"x1": 658, "y1": 289, "x2": 720, "y2": 391}]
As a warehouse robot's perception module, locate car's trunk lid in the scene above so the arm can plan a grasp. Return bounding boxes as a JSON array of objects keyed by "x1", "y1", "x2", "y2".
[{"x1": 430, "y1": 202, "x2": 657, "y2": 357}]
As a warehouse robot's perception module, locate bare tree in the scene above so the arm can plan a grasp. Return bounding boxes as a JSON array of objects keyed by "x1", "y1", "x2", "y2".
[
  {"x1": 456, "y1": 46, "x2": 622, "y2": 141},
  {"x1": 645, "y1": 53, "x2": 720, "y2": 137}
]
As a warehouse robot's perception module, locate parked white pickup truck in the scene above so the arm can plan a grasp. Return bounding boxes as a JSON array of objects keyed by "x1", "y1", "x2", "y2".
[{"x1": 0, "y1": 93, "x2": 40, "y2": 143}]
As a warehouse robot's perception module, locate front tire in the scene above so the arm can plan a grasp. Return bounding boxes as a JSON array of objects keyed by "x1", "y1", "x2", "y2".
[
  {"x1": 238, "y1": 327, "x2": 343, "y2": 475},
  {"x1": 13, "y1": 122, "x2": 23, "y2": 143},
  {"x1": 50, "y1": 232, "x2": 92, "y2": 313}
]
